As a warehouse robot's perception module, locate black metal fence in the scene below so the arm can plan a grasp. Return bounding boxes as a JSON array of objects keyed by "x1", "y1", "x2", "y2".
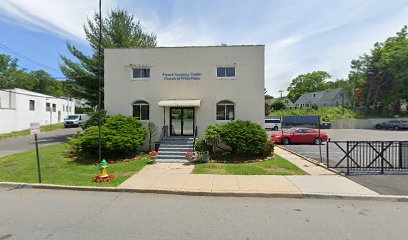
[{"x1": 327, "y1": 140, "x2": 408, "y2": 174}]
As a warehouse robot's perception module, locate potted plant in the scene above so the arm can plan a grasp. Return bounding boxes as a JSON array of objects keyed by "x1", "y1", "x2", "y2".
[
  {"x1": 185, "y1": 151, "x2": 195, "y2": 162},
  {"x1": 149, "y1": 150, "x2": 158, "y2": 164}
]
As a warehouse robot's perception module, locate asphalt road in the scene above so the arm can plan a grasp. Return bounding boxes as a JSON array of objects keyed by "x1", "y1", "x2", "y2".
[
  {"x1": 268, "y1": 129, "x2": 408, "y2": 195},
  {"x1": 0, "y1": 127, "x2": 80, "y2": 158},
  {"x1": 1, "y1": 188, "x2": 408, "y2": 240}
]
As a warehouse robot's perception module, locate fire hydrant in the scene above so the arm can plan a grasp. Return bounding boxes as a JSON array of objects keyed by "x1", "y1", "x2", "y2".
[{"x1": 99, "y1": 159, "x2": 108, "y2": 178}]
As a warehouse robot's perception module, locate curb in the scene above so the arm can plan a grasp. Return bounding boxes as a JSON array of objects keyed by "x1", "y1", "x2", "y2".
[
  {"x1": 276, "y1": 145, "x2": 344, "y2": 176},
  {"x1": 1, "y1": 182, "x2": 407, "y2": 202}
]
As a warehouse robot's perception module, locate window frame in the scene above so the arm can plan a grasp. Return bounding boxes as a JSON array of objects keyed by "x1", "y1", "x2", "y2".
[
  {"x1": 216, "y1": 66, "x2": 236, "y2": 80},
  {"x1": 29, "y1": 100, "x2": 35, "y2": 111},
  {"x1": 46, "y1": 103, "x2": 51, "y2": 112},
  {"x1": 132, "y1": 100, "x2": 150, "y2": 121},
  {"x1": 216, "y1": 100, "x2": 235, "y2": 121},
  {"x1": 52, "y1": 103, "x2": 56, "y2": 112},
  {"x1": 131, "y1": 68, "x2": 151, "y2": 80}
]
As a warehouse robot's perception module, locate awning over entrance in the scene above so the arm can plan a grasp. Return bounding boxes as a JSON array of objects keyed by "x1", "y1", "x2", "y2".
[{"x1": 158, "y1": 100, "x2": 201, "y2": 107}]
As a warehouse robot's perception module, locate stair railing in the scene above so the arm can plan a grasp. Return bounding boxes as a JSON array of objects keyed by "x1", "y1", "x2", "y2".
[
  {"x1": 155, "y1": 125, "x2": 168, "y2": 151},
  {"x1": 193, "y1": 125, "x2": 198, "y2": 151}
]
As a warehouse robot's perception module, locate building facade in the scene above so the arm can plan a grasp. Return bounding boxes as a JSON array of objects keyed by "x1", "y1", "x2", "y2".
[
  {"x1": 104, "y1": 45, "x2": 265, "y2": 140},
  {"x1": 0, "y1": 88, "x2": 75, "y2": 134},
  {"x1": 294, "y1": 88, "x2": 351, "y2": 108}
]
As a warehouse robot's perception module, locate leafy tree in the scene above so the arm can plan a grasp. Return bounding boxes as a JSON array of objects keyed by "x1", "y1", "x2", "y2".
[
  {"x1": 349, "y1": 26, "x2": 408, "y2": 115},
  {"x1": 271, "y1": 100, "x2": 286, "y2": 111},
  {"x1": 287, "y1": 71, "x2": 332, "y2": 102},
  {"x1": 60, "y1": 8, "x2": 157, "y2": 107}
]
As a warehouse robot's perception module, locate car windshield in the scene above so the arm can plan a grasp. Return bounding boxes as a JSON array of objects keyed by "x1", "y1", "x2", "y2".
[
  {"x1": 66, "y1": 115, "x2": 79, "y2": 120},
  {"x1": 283, "y1": 129, "x2": 295, "y2": 133}
]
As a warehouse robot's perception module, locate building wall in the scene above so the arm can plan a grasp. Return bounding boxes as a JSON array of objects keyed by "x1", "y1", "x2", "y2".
[
  {"x1": 0, "y1": 89, "x2": 75, "y2": 134},
  {"x1": 104, "y1": 45, "x2": 265, "y2": 140},
  {"x1": 332, "y1": 118, "x2": 408, "y2": 129}
]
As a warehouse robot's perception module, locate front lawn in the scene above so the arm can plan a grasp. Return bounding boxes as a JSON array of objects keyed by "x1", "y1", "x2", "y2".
[
  {"x1": 0, "y1": 123, "x2": 65, "y2": 141},
  {"x1": 0, "y1": 143, "x2": 148, "y2": 187},
  {"x1": 192, "y1": 154, "x2": 307, "y2": 175}
]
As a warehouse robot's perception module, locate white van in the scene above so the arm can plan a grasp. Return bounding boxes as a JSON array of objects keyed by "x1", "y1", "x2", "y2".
[
  {"x1": 265, "y1": 118, "x2": 281, "y2": 130},
  {"x1": 64, "y1": 114, "x2": 89, "y2": 128}
]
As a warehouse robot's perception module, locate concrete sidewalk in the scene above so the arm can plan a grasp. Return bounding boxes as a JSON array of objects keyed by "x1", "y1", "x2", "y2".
[{"x1": 119, "y1": 148, "x2": 378, "y2": 197}]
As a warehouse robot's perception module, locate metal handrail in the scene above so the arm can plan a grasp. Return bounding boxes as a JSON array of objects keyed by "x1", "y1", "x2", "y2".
[{"x1": 193, "y1": 125, "x2": 198, "y2": 151}]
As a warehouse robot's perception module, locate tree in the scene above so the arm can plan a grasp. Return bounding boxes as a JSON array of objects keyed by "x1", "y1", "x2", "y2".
[
  {"x1": 271, "y1": 100, "x2": 286, "y2": 111},
  {"x1": 264, "y1": 88, "x2": 274, "y2": 99},
  {"x1": 265, "y1": 102, "x2": 271, "y2": 116},
  {"x1": 349, "y1": 26, "x2": 408, "y2": 115},
  {"x1": 287, "y1": 71, "x2": 332, "y2": 102},
  {"x1": 60, "y1": 8, "x2": 157, "y2": 107}
]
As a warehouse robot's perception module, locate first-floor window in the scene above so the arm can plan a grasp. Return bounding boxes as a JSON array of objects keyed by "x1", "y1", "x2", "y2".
[
  {"x1": 216, "y1": 100, "x2": 235, "y2": 120},
  {"x1": 52, "y1": 103, "x2": 56, "y2": 112},
  {"x1": 29, "y1": 100, "x2": 35, "y2": 110},
  {"x1": 132, "y1": 100, "x2": 149, "y2": 120},
  {"x1": 46, "y1": 103, "x2": 51, "y2": 111}
]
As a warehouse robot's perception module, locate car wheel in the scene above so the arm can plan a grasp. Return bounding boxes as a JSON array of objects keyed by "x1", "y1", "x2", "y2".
[
  {"x1": 314, "y1": 138, "x2": 322, "y2": 145},
  {"x1": 376, "y1": 125, "x2": 382, "y2": 129},
  {"x1": 273, "y1": 126, "x2": 278, "y2": 130},
  {"x1": 394, "y1": 126, "x2": 400, "y2": 130},
  {"x1": 282, "y1": 138, "x2": 290, "y2": 145}
]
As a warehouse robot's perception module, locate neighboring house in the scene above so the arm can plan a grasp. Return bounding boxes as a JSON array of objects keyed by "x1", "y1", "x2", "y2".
[
  {"x1": 75, "y1": 99, "x2": 92, "y2": 109},
  {"x1": 265, "y1": 97, "x2": 295, "y2": 108},
  {"x1": 294, "y1": 88, "x2": 351, "y2": 108},
  {"x1": 104, "y1": 45, "x2": 264, "y2": 140},
  {"x1": 0, "y1": 88, "x2": 75, "y2": 134}
]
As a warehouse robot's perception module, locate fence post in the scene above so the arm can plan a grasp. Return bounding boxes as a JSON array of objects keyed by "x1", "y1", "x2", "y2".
[
  {"x1": 326, "y1": 138, "x2": 330, "y2": 168},
  {"x1": 399, "y1": 142, "x2": 402, "y2": 169},
  {"x1": 346, "y1": 141, "x2": 350, "y2": 175},
  {"x1": 381, "y1": 142, "x2": 384, "y2": 174}
]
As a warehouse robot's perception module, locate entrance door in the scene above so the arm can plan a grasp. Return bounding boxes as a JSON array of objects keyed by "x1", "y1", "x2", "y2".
[{"x1": 170, "y1": 107, "x2": 194, "y2": 136}]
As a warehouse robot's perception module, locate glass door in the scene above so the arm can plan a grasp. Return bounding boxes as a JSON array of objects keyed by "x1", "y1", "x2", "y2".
[{"x1": 170, "y1": 107, "x2": 194, "y2": 136}]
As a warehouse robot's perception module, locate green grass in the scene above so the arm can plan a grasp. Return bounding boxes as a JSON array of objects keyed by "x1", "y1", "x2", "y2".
[
  {"x1": 192, "y1": 154, "x2": 307, "y2": 175},
  {"x1": 0, "y1": 123, "x2": 65, "y2": 141},
  {"x1": 270, "y1": 106, "x2": 358, "y2": 121},
  {"x1": 0, "y1": 143, "x2": 148, "y2": 187}
]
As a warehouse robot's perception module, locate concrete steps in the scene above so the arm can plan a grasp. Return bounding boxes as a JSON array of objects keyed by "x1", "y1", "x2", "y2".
[{"x1": 157, "y1": 136, "x2": 195, "y2": 163}]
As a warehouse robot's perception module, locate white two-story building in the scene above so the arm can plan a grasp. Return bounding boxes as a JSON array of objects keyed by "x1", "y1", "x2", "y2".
[
  {"x1": 0, "y1": 88, "x2": 75, "y2": 134},
  {"x1": 104, "y1": 45, "x2": 265, "y2": 141}
]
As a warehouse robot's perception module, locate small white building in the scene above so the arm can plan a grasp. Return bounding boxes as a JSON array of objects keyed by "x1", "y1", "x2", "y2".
[
  {"x1": 0, "y1": 88, "x2": 75, "y2": 134},
  {"x1": 104, "y1": 45, "x2": 265, "y2": 140}
]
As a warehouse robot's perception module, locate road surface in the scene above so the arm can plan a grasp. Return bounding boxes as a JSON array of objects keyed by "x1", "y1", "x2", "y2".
[
  {"x1": 0, "y1": 188, "x2": 407, "y2": 240},
  {"x1": 0, "y1": 127, "x2": 80, "y2": 158}
]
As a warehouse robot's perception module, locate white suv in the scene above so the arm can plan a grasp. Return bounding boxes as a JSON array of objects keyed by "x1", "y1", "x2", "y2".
[{"x1": 265, "y1": 119, "x2": 281, "y2": 131}]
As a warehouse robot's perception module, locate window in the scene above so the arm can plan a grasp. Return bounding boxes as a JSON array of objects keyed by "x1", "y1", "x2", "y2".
[
  {"x1": 132, "y1": 68, "x2": 150, "y2": 79},
  {"x1": 66, "y1": 106, "x2": 68, "y2": 112},
  {"x1": 46, "y1": 103, "x2": 51, "y2": 112},
  {"x1": 216, "y1": 100, "x2": 235, "y2": 120},
  {"x1": 217, "y1": 67, "x2": 235, "y2": 78},
  {"x1": 63, "y1": 105, "x2": 65, "y2": 112},
  {"x1": 52, "y1": 104, "x2": 56, "y2": 112},
  {"x1": 313, "y1": 93, "x2": 316, "y2": 97},
  {"x1": 132, "y1": 100, "x2": 149, "y2": 120},
  {"x1": 29, "y1": 100, "x2": 35, "y2": 111}
]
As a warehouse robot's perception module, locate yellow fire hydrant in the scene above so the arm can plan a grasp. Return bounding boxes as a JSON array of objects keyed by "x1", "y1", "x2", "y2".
[{"x1": 99, "y1": 159, "x2": 108, "y2": 178}]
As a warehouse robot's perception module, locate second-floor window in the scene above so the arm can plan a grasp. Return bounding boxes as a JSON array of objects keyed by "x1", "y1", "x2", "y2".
[
  {"x1": 29, "y1": 100, "x2": 35, "y2": 111},
  {"x1": 217, "y1": 67, "x2": 235, "y2": 78},
  {"x1": 132, "y1": 68, "x2": 150, "y2": 79}
]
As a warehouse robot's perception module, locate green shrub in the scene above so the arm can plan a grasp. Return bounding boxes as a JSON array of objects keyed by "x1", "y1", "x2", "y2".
[
  {"x1": 312, "y1": 103, "x2": 319, "y2": 110},
  {"x1": 69, "y1": 115, "x2": 147, "y2": 154},
  {"x1": 271, "y1": 100, "x2": 286, "y2": 111},
  {"x1": 204, "y1": 124, "x2": 222, "y2": 144},
  {"x1": 82, "y1": 110, "x2": 108, "y2": 130},
  {"x1": 220, "y1": 120, "x2": 267, "y2": 156},
  {"x1": 194, "y1": 138, "x2": 207, "y2": 153},
  {"x1": 259, "y1": 140, "x2": 275, "y2": 158}
]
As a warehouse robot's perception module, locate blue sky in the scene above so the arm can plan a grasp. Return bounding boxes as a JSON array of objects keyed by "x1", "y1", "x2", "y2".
[{"x1": 0, "y1": 0, "x2": 408, "y2": 97}]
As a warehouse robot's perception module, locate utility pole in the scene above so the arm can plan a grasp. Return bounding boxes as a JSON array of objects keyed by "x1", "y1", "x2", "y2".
[
  {"x1": 279, "y1": 90, "x2": 283, "y2": 98},
  {"x1": 341, "y1": 92, "x2": 345, "y2": 117},
  {"x1": 97, "y1": 0, "x2": 102, "y2": 162}
]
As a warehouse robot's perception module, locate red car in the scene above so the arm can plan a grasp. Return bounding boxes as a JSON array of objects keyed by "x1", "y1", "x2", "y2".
[{"x1": 271, "y1": 128, "x2": 328, "y2": 145}]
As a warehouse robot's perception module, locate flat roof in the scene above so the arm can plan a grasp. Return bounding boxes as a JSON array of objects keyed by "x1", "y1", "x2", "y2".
[{"x1": 105, "y1": 44, "x2": 264, "y2": 50}]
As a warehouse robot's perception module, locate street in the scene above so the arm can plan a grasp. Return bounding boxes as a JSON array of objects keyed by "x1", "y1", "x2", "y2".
[
  {"x1": 0, "y1": 188, "x2": 407, "y2": 240},
  {"x1": 0, "y1": 127, "x2": 80, "y2": 158},
  {"x1": 268, "y1": 129, "x2": 408, "y2": 195}
]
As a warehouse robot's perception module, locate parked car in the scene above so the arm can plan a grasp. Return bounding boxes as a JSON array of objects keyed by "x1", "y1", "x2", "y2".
[
  {"x1": 374, "y1": 120, "x2": 408, "y2": 130},
  {"x1": 265, "y1": 118, "x2": 281, "y2": 130},
  {"x1": 271, "y1": 128, "x2": 328, "y2": 145},
  {"x1": 319, "y1": 121, "x2": 332, "y2": 129},
  {"x1": 64, "y1": 114, "x2": 89, "y2": 128}
]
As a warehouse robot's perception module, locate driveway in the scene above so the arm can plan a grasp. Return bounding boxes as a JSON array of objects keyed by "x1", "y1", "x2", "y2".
[
  {"x1": 0, "y1": 127, "x2": 80, "y2": 158},
  {"x1": 267, "y1": 129, "x2": 408, "y2": 195}
]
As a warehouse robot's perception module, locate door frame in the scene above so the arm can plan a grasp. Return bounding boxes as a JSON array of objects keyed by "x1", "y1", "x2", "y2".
[{"x1": 170, "y1": 107, "x2": 195, "y2": 136}]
